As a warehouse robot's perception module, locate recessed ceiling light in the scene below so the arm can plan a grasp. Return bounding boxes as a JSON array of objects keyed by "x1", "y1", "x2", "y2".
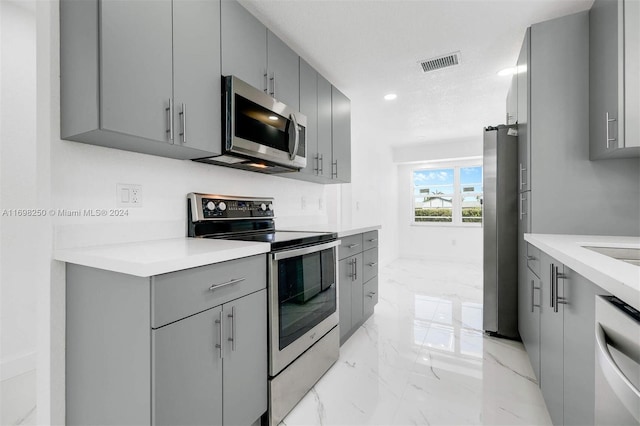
[
  {"x1": 384, "y1": 93, "x2": 397, "y2": 101},
  {"x1": 268, "y1": 115, "x2": 279, "y2": 121}
]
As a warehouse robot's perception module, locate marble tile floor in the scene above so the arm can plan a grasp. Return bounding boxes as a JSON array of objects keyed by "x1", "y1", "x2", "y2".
[{"x1": 281, "y1": 258, "x2": 552, "y2": 426}]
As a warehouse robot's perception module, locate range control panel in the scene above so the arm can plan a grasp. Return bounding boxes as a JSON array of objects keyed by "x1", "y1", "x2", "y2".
[{"x1": 189, "y1": 193, "x2": 274, "y2": 221}]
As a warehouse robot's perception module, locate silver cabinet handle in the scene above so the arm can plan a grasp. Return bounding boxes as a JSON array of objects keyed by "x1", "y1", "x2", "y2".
[
  {"x1": 368, "y1": 262, "x2": 378, "y2": 267},
  {"x1": 519, "y1": 163, "x2": 527, "y2": 191},
  {"x1": 214, "y1": 311, "x2": 223, "y2": 359},
  {"x1": 314, "y1": 154, "x2": 320, "y2": 173},
  {"x1": 549, "y1": 264, "x2": 555, "y2": 309},
  {"x1": 263, "y1": 71, "x2": 268, "y2": 93},
  {"x1": 354, "y1": 258, "x2": 358, "y2": 281},
  {"x1": 332, "y1": 160, "x2": 338, "y2": 178},
  {"x1": 368, "y1": 238, "x2": 378, "y2": 242},
  {"x1": 595, "y1": 323, "x2": 640, "y2": 417},
  {"x1": 179, "y1": 103, "x2": 187, "y2": 144},
  {"x1": 527, "y1": 255, "x2": 536, "y2": 261},
  {"x1": 350, "y1": 259, "x2": 355, "y2": 280},
  {"x1": 366, "y1": 292, "x2": 377, "y2": 298},
  {"x1": 319, "y1": 154, "x2": 324, "y2": 175},
  {"x1": 531, "y1": 279, "x2": 541, "y2": 312},
  {"x1": 165, "y1": 99, "x2": 174, "y2": 142},
  {"x1": 554, "y1": 266, "x2": 567, "y2": 312},
  {"x1": 606, "y1": 112, "x2": 617, "y2": 149},
  {"x1": 519, "y1": 194, "x2": 527, "y2": 220},
  {"x1": 208, "y1": 277, "x2": 245, "y2": 291},
  {"x1": 227, "y1": 306, "x2": 236, "y2": 352},
  {"x1": 289, "y1": 113, "x2": 300, "y2": 161},
  {"x1": 347, "y1": 243, "x2": 360, "y2": 249},
  {"x1": 269, "y1": 72, "x2": 275, "y2": 96}
]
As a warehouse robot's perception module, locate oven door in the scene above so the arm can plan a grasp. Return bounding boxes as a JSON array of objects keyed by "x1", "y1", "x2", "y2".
[
  {"x1": 269, "y1": 240, "x2": 340, "y2": 376},
  {"x1": 224, "y1": 76, "x2": 307, "y2": 169}
]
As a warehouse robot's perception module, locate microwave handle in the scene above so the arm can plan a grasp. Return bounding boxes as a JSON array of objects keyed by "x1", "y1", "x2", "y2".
[{"x1": 289, "y1": 113, "x2": 300, "y2": 160}]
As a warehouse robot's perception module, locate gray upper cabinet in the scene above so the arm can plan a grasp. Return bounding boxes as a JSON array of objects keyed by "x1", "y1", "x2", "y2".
[
  {"x1": 221, "y1": 0, "x2": 268, "y2": 92},
  {"x1": 331, "y1": 86, "x2": 352, "y2": 183},
  {"x1": 60, "y1": 0, "x2": 221, "y2": 160},
  {"x1": 590, "y1": 0, "x2": 640, "y2": 159},
  {"x1": 298, "y1": 59, "x2": 319, "y2": 177},
  {"x1": 317, "y1": 75, "x2": 334, "y2": 180},
  {"x1": 517, "y1": 28, "x2": 531, "y2": 194},
  {"x1": 221, "y1": 0, "x2": 299, "y2": 109},
  {"x1": 267, "y1": 30, "x2": 300, "y2": 110}
]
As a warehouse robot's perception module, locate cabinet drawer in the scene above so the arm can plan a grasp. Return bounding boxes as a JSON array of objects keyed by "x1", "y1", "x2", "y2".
[
  {"x1": 362, "y1": 248, "x2": 378, "y2": 283},
  {"x1": 363, "y1": 276, "x2": 378, "y2": 319},
  {"x1": 151, "y1": 255, "x2": 266, "y2": 328},
  {"x1": 363, "y1": 230, "x2": 379, "y2": 251},
  {"x1": 527, "y1": 244, "x2": 541, "y2": 278},
  {"x1": 338, "y1": 234, "x2": 363, "y2": 260}
]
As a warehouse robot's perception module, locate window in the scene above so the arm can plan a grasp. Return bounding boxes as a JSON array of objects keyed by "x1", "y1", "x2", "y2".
[{"x1": 412, "y1": 164, "x2": 483, "y2": 225}]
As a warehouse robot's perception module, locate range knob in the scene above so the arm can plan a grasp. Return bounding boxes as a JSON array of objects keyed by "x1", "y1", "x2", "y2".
[
  {"x1": 217, "y1": 201, "x2": 227, "y2": 211},
  {"x1": 268, "y1": 203, "x2": 274, "y2": 211},
  {"x1": 260, "y1": 203, "x2": 267, "y2": 212},
  {"x1": 205, "y1": 201, "x2": 216, "y2": 211}
]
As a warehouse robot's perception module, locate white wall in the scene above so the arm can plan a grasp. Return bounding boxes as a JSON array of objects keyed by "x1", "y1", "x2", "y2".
[
  {"x1": 0, "y1": 1, "x2": 39, "y2": 424},
  {"x1": 394, "y1": 139, "x2": 483, "y2": 263}
]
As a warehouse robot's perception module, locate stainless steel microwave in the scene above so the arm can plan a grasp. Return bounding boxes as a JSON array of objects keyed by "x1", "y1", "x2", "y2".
[{"x1": 195, "y1": 76, "x2": 307, "y2": 174}]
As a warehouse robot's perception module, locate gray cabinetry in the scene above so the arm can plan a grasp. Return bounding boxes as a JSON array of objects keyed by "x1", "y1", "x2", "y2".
[
  {"x1": 331, "y1": 86, "x2": 352, "y2": 182},
  {"x1": 589, "y1": 0, "x2": 640, "y2": 159},
  {"x1": 317, "y1": 76, "x2": 334, "y2": 180},
  {"x1": 221, "y1": 0, "x2": 299, "y2": 108},
  {"x1": 60, "y1": 0, "x2": 221, "y2": 160},
  {"x1": 338, "y1": 231, "x2": 378, "y2": 344},
  {"x1": 66, "y1": 255, "x2": 267, "y2": 426},
  {"x1": 526, "y1": 247, "x2": 608, "y2": 425},
  {"x1": 539, "y1": 251, "x2": 565, "y2": 426}
]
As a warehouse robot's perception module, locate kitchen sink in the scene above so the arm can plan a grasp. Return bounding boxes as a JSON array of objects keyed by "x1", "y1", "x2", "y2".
[{"x1": 583, "y1": 246, "x2": 640, "y2": 267}]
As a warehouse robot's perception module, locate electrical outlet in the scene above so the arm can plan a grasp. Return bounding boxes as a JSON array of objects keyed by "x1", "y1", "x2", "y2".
[{"x1": 117, "y1": 183, "x2": 143, "y2": 207}]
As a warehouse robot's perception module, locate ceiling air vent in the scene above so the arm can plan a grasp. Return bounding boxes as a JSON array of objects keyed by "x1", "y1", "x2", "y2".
[{"x1": 418, "y1": 51, "x2": 461, "y2": 73}]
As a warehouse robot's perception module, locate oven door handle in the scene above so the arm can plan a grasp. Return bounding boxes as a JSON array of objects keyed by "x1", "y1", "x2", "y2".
[{"x1": 272, "y1": 239, "x2": 341, "y2": 261}]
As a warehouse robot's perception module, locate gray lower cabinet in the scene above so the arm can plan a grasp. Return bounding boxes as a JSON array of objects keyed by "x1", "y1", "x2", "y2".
[
  {"x1": 338, "y1": 231, "x2": 378, "y2": 344},
  {"x1": 589, "y1": 0, "x2": 640, "y2": 159},
  {"x1": 523, "y1": 248, "x2": 608, "y2": 425},
  {"x1": 66, "y1": 255, "x2": 267, "y2": 426},
  {"x1": 60, "y1": 0, "x2": 221, "y2": 160}
]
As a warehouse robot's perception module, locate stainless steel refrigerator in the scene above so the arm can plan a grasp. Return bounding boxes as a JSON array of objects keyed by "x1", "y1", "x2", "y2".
[{"x1": 483, "y1": 125, "x2": 519, "y2": 339}]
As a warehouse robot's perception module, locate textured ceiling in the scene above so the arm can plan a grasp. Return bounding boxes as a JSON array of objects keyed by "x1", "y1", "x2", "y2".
[{"x1": 240, "y1": 0, "x2": 593, "y2": 147}]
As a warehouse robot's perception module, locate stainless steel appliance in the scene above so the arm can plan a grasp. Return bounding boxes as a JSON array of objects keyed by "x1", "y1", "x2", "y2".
[
  {"x1": 595, "y1": 295, "x2": 640, "y2": 425},
  {"x1": 194, "y1": 76, "x2": 307, "y2": 174},
  {"x1": 187, "y1": 193, "x2": 339, "y2": 425},
  {"x1": 482, "y1": 125, "x2": 519, "y2": 339}
]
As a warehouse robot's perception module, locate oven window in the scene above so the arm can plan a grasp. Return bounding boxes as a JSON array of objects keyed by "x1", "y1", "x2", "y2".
[
  {"x1": 277, "y1": 248, "x2": 336, "y2": 350},
  {"x1": 234, "y1": 95, "x2": 305, "y2": 157}
]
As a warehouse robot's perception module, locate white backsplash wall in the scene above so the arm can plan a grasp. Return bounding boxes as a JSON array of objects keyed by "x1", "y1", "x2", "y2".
[{"x1": 52, "y1": 141, "x2": 331, "y2": 249}]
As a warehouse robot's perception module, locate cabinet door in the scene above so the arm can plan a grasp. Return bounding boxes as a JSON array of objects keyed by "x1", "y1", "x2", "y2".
[
  {"x1": 539, "y1": 252, "x2": 564, "y2": 426},
  {"x1": 506, "y1": 74, "x2": 517, "y2": 125},
  {"x1": 267, "y1": 30, "x2": 300, "y2": 110},
  {"x1": 172, "y1": 0, "x2": 221, "y2": 155},
  {"x1": 222, "y1": 290, "x2": 268, "y2": 426},
  {"x1": 298, "y1": 59, "x2": 318, "y2": 177},
  {"x1": 362, "y1": 248, "x2": 378, "y2": 284},
  {"x1": 338, "y1": 257, "x2": 354, "y2": 342},
  {"x1": 221, "y1": 0, "x2": 267, "y2": 92},
  {"x1": 518, "y1": 266, "x2": 541, "y2": 381},
  {"x1": 517, "y1": 28, "x2": 530, "y2": 192},
  {"x1": 331, "y1": 86, "x2": 351, "y2": 182},
  {"x1": 317, "y1": 75, "x2": 333, "y2": 180},
  {"x1": 152, "y1": 306, "x2": 223, "y2": 426},
  {"x1": 363, "y1": 276, "x2": 379, "y2": 320},
  {"x1": 100, "y1": 0, "x2": 173, "y2": 143},
  {"x1": 624, "y1": 0, "x2": 640, "y2": 149},
  {"x1": 589, "y1": 0, "x2": 621, "y2": 158},
  {"x1": 563, "y1": 269, "x2": 602, "y2": 426},
  {"x1": 350, "y1": 253, "x2": 364, "y2": 328}
]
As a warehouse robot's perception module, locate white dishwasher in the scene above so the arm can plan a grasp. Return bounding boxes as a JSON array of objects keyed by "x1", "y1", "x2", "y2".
[{"x1": 595, "y1": 295, "x2": 640, "y2": 425}]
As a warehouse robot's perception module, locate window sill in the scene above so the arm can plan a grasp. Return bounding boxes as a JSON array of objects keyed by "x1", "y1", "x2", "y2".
[{"x1": 410, "y1": 222, "x2": 482, "y2": 229}]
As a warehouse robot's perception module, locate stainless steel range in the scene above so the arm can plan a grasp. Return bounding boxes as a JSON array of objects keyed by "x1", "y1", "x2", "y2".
[{"x1": 187, "y1": 193, "x2": 340, "y2": 425}]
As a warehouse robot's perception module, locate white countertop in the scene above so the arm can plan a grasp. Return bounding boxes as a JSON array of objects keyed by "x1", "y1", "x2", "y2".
[
  {"x1": 54, "y1": 238, "x2": 270, "y2": 277},
  {"x1": 281, "y1": 224, "x2": 381, "y2": 238},
  {"x1": 525, "y1": 234, "x2": 640, "y2": 310}
]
